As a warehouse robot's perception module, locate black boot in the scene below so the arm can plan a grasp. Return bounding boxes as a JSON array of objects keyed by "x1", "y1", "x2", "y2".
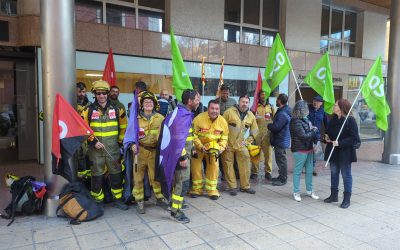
[
  {"x1": 340, "y1": 192, "x2": 351, "y2": 208},
  {"x1": 324, "y1": 188, "x2": 339, "y2": 203}
]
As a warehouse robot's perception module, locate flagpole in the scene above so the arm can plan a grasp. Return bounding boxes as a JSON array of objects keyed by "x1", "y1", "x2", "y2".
[
  {"x1": 324, "y1": 86, "x2": 363, "y2": 167},
  {"x1": 291, "y1": 69, "x2": 303, "y2": 100},
  {"x1": 288, "y1": 82, "x2": 303, "y2": 100}
]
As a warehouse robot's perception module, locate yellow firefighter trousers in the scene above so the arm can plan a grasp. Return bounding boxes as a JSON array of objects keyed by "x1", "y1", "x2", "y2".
[
  {"x1": 251, "y1": 134, "x2": 273, "y2": 174},
  {"x1": 190, "y1": 151, "x2": 220, "y2": 197},
  {"x1": 132, "y1": 148, "x2": 163, "y2": 201},
  {"x1": 222, "y1": 147, "x2": 251, "y2": 190}
]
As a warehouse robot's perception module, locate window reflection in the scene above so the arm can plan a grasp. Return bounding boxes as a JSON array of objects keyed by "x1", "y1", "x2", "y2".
[
  {"x1": 243, "y1": 0, "x2": 260, "y2": 25},
  {"x1": 76, "y1": 0, "x2": 103, "y2": 24},
  {"x1": 138, "y1": 9, "x2": 164, "y2": 32},
  {"x1": 263, "y1": 0, "x2": 279, "y2": 29},
  {"x1": 344, "y1": 12, "x2": 357, "y2": 42},
  {"x1": 243, "y1": 28, "x2": 260, "y2": 45},
  {"x1": 106, "y1": 4, "x2": 135, "y2": 28},
  {"x1": 224, "y1": 25, "x2": 240, "y2": 43},
  {"x1": 330, "y1": 9, "x2": 343, "y2": 40},
  {"x1": 224, "y1": 0, "x2": 241, "y2": 23},
  {"x1": 261, "y1": 31, "x2": 276, "y2": 47}
]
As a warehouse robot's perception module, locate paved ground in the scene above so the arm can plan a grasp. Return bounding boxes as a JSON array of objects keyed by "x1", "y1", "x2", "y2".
[{"x1": 1, "y1": 141, "x2": 400, "y2": 249}]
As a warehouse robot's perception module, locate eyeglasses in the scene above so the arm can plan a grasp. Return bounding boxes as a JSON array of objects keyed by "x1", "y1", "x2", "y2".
[{"x1": 96, "y1": 92, "x2": 107, "y2": 96}]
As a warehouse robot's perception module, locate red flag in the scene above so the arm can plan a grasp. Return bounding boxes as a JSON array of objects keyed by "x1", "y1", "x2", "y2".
[
  {"x1": 52, "y1": 93, "x2": 93, "y2": 182},
  {"x1": 251, "y1": 69, "x2": 263, "y2": 113},
  {"x1": 102, "y1": 48, "x2": 116, "y2": 86}
]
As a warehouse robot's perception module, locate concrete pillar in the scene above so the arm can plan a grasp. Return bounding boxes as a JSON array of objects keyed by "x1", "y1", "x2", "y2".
[
  {"x1": 383, "y1": 0, "x2": 400, "y2": 165},
  {"x1": 40, "y1": 0, "x2": 75, "y2": 216}
]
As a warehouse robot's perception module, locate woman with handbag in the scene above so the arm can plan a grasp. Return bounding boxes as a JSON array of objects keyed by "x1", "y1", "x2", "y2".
[
  {"x1": 324, "y1": 99, "x2": 360, "y2": 208},
  {"x1": 289, "y1": 100, "x2": 319, "y2": 202}
]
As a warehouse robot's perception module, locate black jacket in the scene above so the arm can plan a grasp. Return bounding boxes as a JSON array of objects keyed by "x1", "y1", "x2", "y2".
[
  {"x1": 290, "y1": 118, "x2": 318, "y2": 152},
  {"x1": 324, "y1": 115, "x2": 358, "y2": 165},
  {"x1": 268, "y1": 105, "x2": 291, "y2": 148}
]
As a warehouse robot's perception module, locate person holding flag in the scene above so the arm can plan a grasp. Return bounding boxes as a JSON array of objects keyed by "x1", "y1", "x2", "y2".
[
  {"x1": 155, "y1": 89, "x2": 200, "y2": 223},
  {"x1": 80, "y1": 80, "x2": 128, "y2": 210},
  {"x1": 324, "y1": 56, "x2": 390, "y2": 209},
  {"x1": 131, "y1": 91, "x2": 168, "y2": 214},
  {"x1": 251, "y1": 70, "x2": 275, "y2": 180}
]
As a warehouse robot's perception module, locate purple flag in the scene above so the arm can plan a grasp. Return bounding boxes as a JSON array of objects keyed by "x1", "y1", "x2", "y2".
[
  {"x1": 123, "y1": 91, "x2": 139, "y2": 151},
  {"x1": 155, "y1": 105, "x2": 193, "y2": 199}
]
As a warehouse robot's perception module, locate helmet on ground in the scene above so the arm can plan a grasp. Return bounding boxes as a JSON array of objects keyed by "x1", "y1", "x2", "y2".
[
  {"x1": 205, "y1": 141, "x2": 220, "y2": 156},
  {"x1": 91, "y1": 80, "x2": 110, "y2": 92},
  {"x1": 247, "y1": 144, "x2": 261, "y2": 157},
  {"x1": 140, "y1": 91, "x2": 159, "y2": 110}
]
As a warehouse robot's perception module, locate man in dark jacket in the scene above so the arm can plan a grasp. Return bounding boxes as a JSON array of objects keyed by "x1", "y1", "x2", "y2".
[{"x1": 268, "y1": 93, "x2": 291, "y2": 186}]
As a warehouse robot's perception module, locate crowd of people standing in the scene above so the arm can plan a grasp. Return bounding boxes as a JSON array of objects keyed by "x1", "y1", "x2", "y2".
[{"x1": 75, "y1": 79, "x2": 360, "y2": 224}]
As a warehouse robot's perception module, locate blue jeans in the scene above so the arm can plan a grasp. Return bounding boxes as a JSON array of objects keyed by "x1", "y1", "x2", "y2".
[
  {"x1": 330, "y1": 162, "x2": 352, "y2": 193},
  {"x1": 292, "y1": 152, "x2": 314, "y2": 193}
]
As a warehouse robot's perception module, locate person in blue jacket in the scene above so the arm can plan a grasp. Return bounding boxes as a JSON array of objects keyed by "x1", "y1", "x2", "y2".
[{"x1": 268, "y1": 93, "x2": 291, "y2": 186}]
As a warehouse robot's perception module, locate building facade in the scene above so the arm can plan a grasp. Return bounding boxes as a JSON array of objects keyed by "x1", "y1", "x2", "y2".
[{"x1": 0, "y1": 0, "x2": 391, "y2": 163}]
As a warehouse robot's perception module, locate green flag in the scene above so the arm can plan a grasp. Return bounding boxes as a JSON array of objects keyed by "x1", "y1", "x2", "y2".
[
  {"x1": 264, "y1": 33, "x2": 292, "y2": 98},
  {"x1": 361, "y1": 56, "x2": 390, "y2": 131},
  {"x1": 170, "y1": 27, "x2": 192, "y2": 102},
  {"x1": 303, "y1": 52, "x2": 335, "y2": 114}
]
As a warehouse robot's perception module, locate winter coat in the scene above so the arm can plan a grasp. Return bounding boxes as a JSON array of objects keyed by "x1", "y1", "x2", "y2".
[
  {"x1": 268, "y1": 105, "x2": 291, "y2": 148},
  {"x1": 308, "y1": 104, "x2": 329, "y2": 140},
  {"x1": 290, "y1": 118, "x2": 318, "y2": 152},
  {"x1": 324, "y1": 115, "x2": 358, "y2": 165}
]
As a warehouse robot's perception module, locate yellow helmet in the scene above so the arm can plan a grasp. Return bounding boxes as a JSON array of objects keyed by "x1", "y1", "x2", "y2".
[
  {"x1": 205, "y1": 141, "x2": 220, "y2": 155},
  {"x1": 140, "y1": 91, "x2": 159, "y2": 110},
  {"x1": 247, "y1": 144, "x2": 261, "y2": 157},
  {"x1": 91, "y1": 80, "x2": 110, "y2": 92}
]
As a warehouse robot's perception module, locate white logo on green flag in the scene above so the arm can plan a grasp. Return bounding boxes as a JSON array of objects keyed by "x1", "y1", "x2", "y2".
[
  {"x1": 264, "y1": 33, "x2": 292, "y2": 98},
  {"x1": 304, "y1": 52, "x2": 335, "y2": 114},
  {"x1": 170, "y1": 27, "x2": 193, "y2": 102},
  {"x1": 361, "y1": 56, "x2": 390, "y2": 131}
]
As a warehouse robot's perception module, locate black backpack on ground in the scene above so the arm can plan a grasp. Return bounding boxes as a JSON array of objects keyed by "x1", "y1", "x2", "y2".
[
  {"x1": 57, "y1": 181, "x2": 104, "y2": 225},
  {"x1": 1, "y1": 176, "x2": 44, "y2": 226}
]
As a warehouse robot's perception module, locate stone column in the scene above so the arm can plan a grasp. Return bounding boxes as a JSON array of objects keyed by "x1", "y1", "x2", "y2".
[
  {"x1": 383, "y1": 0, "x2": 400, "y2": 165},
  {"x1": 40, "y1": 0, "x2": 75, "y2": 216}
]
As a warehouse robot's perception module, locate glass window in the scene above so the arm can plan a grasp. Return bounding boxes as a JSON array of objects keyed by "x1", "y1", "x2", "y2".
[
  {"x1": 224, "y1": 0, "x2": 241, "y2": 23},
  {"x1": 321, "y1": 5, "x2": 330, "y2": 39},
  {"x1": 343, "y1": 43, "x2": 355, "y2": 57},
  {"x1": 138, "y1": 10, "x2": 164, "y2": 32},
  {"x1": 261, "y1": 30, "x2": 276, "y2": 47},
  {"x1": 243, "y1": 28, "x2": 260, "y2": 45},
  {"x1": 138, "y1": 0, "x2": 165, "y2": 10},
  {"x1": 106, "y1": 4, "x2": 135, "y2": 28},
  {"x1": 344, "y1": 11, "x2": 357, "y2": 43},
  {"x1": 329, "y1": 40, "x2": 342, "y2": 56},
  {"x1": 224, "y1": 24, "x2": 240, "y2": 43},
  {"x1": 76, "y1": 0, "x2": 103, "y2": 24},
  {"x1": 330, "y1": 8, "x2": 343, "y2": 40},
  {"x1": 320, "y1": 39, "x2": 329, "y2": 54},
  {"x1": 263, "y1": 0, "x2": 279, "y2": 29},
  {"x1": 0, "y1": 0, "x2": 17, "y2": 16},
  {"x1": 243, "y1": 0, "x2": 260, "y2": 25}
]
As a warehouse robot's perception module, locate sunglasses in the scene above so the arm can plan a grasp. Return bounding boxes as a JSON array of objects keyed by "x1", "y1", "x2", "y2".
[{"x1": 96, "y1": 92, "x2": 108, "y2": 96}]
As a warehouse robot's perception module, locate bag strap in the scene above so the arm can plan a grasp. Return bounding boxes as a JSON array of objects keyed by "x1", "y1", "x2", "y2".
[
  {"x1": 7, "y1": 179, "x2": 31, "y2": 226},
  {"x1": 56, "y1": 194, "x2": 75, "y2": 217}
]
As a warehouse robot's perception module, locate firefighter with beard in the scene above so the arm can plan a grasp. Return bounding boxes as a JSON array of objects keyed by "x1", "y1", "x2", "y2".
[
  {"x1": 190, "y1": 99, "x2": 228, "y2": 200},
  {"x1": 81, "y1": 80, "x2": 128, "y2": 210},
  {"x1": 131, "y1": 91, "x2": 168, "y2": 214},
  {"x1": 222, "y1": 95, "x2": 258, "y2": 195}
]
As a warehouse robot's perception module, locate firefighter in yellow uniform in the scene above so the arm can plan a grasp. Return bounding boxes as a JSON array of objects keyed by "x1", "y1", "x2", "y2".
[
  {"x1": 81, "y1": 80, "x2": 128, "y2": 210},
  {"x1": 251, "y1": 90, "x2": 275, "y2": 180},
  {"x1": 222, "y1": 95, "x2": 258, "y2": 195},
  {"x1": 131, "y1": 91, "x2": 167, "y2": 214},
  {"x1": 190, "y1": 99, "x2": 228, "y2": 200}
]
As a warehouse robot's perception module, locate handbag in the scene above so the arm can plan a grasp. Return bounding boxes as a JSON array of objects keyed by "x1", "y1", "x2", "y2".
[{"x1": 313, "y1": 141, "x2": 324, "y2": 161}]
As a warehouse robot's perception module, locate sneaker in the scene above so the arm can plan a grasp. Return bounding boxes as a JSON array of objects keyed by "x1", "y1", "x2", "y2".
[
  {"x1": 171, "y1": 211, "x2": 190, "y2": 224},
  {"x1": 250, "y1": 173, "x2": 258, "y2": 180},
  {"x1": 229, "y1": 189, "x2": 238, "y2": 196},
  {"x1": 271, "y1": 176, "x2": 282, "y2": 182},
  {"x1": 313, "y1": 171, "x2": 318, "y2": 176},
  {"x1": 293, "y1": 192, "x2": 301, "y2": 202},
  {"x1": 113, "y1": 199, "x2": 129, "y2": 210},
  {"x1": 190, "y1": 193, "x2": 198, "y2": 198},
  {"x1": 307, "y1": 191, "x2": 319, "y2": 200},
  {"x1": 210, "y1": 195, "x2": 219, "y2": 200},
  {"x1": 137, "y1": 201, "x2": 145, "y2": 214},
  {"x1": 240, "y1": 188, "x2": 256, "y2": 194},
  {"x1": 264, "y1": 173, "x2": 272, "y2": 180}
]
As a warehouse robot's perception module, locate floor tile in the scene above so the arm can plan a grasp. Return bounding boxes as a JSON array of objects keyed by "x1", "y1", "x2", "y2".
[
  {"x1": 161, "y1": 229, "x2": 204, "y2": 249},
  {"x1": 125, "y1": 236, "x2": 168, "y2": 250}
]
